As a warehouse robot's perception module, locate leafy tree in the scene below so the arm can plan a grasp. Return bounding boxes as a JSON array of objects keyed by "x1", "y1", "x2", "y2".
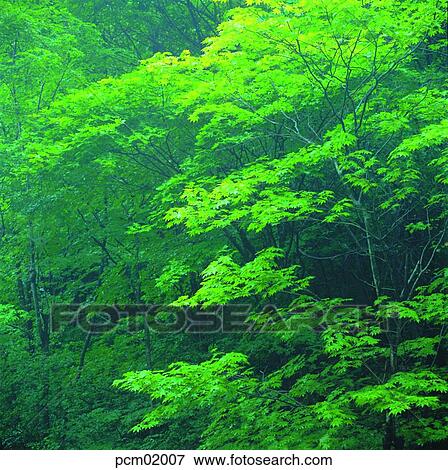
[{"x1": 0, "y1": 0, "x2": 446, "y2": 450}]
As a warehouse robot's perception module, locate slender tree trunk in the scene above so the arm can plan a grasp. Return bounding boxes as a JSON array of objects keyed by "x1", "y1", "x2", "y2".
[
  {"x1": 29, "y1": 233, "x2": 49, "y2": 353},
  {"x1": 143, "y1": 320, "x2": 152, "y2": 370},
  {"x1": 383, "y1": 317, "x2": 403, "y2": 449},
  {"x1": 28, "y1": 223, "x2": 51, "y2": 436},
  {"x1": 362, "y1": 210, "x2": 381, "y2": 299},
  {"x1": 132, "y1": 235, "x2": 152, "y2": 369},
  {"x1": 76, "y1": 330, "x2": 93, "y2": 380}
]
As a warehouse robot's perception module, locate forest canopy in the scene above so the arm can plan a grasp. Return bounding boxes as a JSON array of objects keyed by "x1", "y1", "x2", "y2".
[{"x1": 0, "y1": 0, "x2": 447, "y2": 450}]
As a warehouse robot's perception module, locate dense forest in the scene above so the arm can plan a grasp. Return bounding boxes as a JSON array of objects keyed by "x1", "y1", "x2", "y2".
[{"x1": 0, "y1": 0, "x2": 447, "y2": 451}]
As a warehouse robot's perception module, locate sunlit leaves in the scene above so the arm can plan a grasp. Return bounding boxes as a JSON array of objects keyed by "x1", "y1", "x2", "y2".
[
  {"x1": 173, "y1": 248, "x2": 309, "y2": 306},
  {"x1": 352, "y1": 371, "x2": 448, "y2": 416}
]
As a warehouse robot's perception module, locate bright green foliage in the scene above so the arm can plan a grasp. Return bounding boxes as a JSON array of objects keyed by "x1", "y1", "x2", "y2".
[
  {"x1": 115, "y1": 291, "x2": 448, "y2": 449},
  {"x1": 0, "y1": 0, "x2": 447, "y2": 450},
  {"x1": 173, "y1": 248, "x2": 309, "y2": 306}
]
